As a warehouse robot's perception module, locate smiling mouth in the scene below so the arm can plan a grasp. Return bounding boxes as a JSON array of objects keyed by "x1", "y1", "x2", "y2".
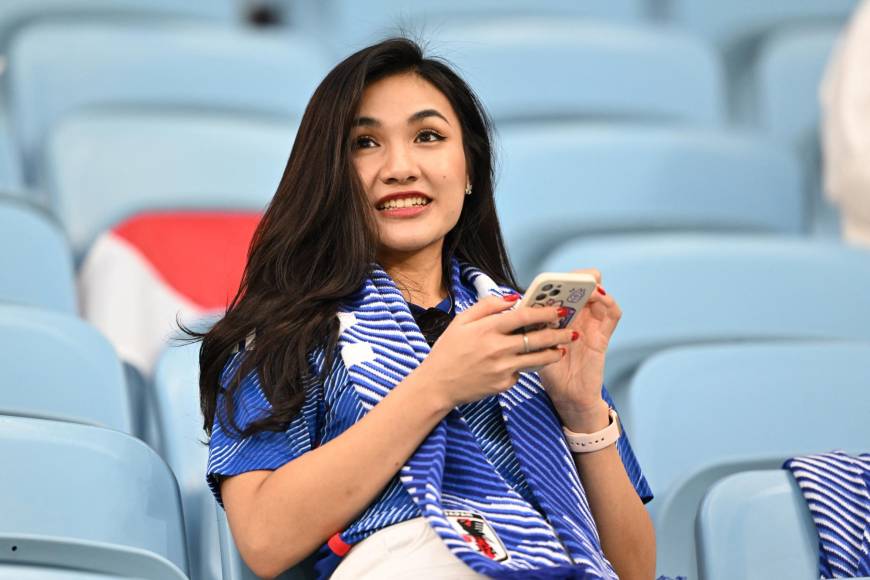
[{"x1": 376, "y1": 196, "x2": 432, "y2": 211}]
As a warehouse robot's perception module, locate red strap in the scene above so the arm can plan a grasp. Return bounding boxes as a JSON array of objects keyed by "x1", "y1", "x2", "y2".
[{"x1": 327, "y1": 533, "x2": 352, "y2": 557}]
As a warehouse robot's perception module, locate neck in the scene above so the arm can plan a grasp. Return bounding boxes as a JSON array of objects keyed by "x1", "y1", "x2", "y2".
[{"x1": 379, "y1": 242, "x2": 447, "y2": 308}]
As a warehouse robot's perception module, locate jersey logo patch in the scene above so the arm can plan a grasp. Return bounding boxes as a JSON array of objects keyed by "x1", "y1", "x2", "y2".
[{"x1": 444, "y1": 510, "x2": 510, "y2": 562}]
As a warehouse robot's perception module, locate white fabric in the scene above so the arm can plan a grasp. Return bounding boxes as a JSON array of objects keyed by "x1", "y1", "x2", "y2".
[
  {"x1": 78, "y1": 232, "x2": 206, "y2": 375},
  {"x1": 330, "y1": 518, "x2": 488, "y2": 580},
  {"x1": 821, "y1": 0, "x2": 870, "y2": 246}
]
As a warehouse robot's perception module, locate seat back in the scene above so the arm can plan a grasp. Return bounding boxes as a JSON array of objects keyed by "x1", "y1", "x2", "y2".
[
  {"x1": 0, "y1": 115, "x2": 22, "y2": 189},
  {"x1": 753, "y1": 26, "x2": 839, "y2": 147},
  {"x1": 541, "y1": 234, "x2": 870, "y2": 394},
  {"x1": 0, "y1": 198, "x2": 75, "y2": 313},
  {"x1": 624, "y1": 341, "x2": 870, "y2": 578},
  {"x1": 432, "y1": 19, "x2": 723, "y2": 126},
  {"x1": 0, "y1": 0, "x2": 237, "y2": 51},
  {"x1": 311, "y1": 0, "x2": 645, "y2": 55},
  {"x1": 0, "y1": 415, "x2": 188, "y2": 578},
  {"x1": 7, "y1": 22, "x2": 324, "y2": 180},
  {"x1": 0, "y1": 304, "x2": 131, "y2": 433},
  {"x1": 503, "y1": 130, "x2": 802, "y2": 283},
  {"x1": 697, "y1": 470, "x2": 820, "y2": 580},
  {"x1": 154, "y1": 340, "x2": 219, "y2": 580},
  {"x1": 656, "y1": 0, "x2": 856, "y2": 58},
  {"x1": 45, "y1": 111, "x2": 294, "y2": 256},
  {"x1": 154, "y1": 342, "x2": 316, "y2": 580}
]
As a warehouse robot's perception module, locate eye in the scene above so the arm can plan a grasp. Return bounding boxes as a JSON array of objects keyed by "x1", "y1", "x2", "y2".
[
  {"x1": 415, "y1": 129, "x2": 445, "y2": 143},
  {"x1": 352, "y1": 135, "x2": 377, "y2": 150}
]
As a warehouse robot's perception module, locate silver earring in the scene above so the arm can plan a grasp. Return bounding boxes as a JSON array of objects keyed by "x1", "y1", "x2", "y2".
[{"x1": 464, "y1": 184, "x2": 472, "y2": 196}]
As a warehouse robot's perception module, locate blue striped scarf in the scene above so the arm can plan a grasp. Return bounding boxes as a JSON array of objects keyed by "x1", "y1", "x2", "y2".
[
  {"x1": 321, "y1": 260, "x2": 617, "y2": 579},
  {"x1": 783, "y1": 451, "x2": 870, "y2": 578}
]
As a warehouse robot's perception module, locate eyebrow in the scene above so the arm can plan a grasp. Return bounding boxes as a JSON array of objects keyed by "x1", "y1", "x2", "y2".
[{"x1": 352, "y1": 108, "x2": 450, "y2": 128}]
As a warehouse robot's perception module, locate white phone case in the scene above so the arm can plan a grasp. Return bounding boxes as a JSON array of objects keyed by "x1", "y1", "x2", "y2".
[
  {"x1": 516, "y1": 272, "x2": 598, "y2": 331},
  {"x1": 512, "y1": 273, "x2": 598, "y2": 372}
]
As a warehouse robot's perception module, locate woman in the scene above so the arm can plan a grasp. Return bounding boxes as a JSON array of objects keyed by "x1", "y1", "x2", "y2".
[{"x1": 200, "y1": 38, "x2": 655, "y2": 579}]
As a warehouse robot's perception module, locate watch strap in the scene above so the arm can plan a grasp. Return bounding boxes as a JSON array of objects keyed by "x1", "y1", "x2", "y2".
[{"x1": 562, "y1": 408, "x2": 620, "y2": 453}]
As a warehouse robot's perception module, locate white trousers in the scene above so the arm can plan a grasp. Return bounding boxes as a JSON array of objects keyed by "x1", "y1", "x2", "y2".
[{"x1": 330, "y1": 517, "x2": 489, "y2": 579}]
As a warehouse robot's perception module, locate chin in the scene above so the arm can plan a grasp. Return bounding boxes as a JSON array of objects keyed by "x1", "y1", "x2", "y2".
[{"x1": 379, "y1": 234, "x2": 445, "y2": 256}]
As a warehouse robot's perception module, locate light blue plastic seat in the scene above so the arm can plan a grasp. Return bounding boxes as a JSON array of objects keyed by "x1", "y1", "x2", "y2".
[
  {"x1": 301, "y1": 0, "x2": 646, "y2": 56},
  {"x1": 44, "y1": 111, "x2": 297, "y2": 256},
  {"x1": 419, "y1": 19, "x2": 723, "y2": 127},
  {"x1": 752, "y1": 26, "x2": 843, "y2": 237},
  {"x1": 697, "y1": 470, "x2": 820, "y2": 580},
  {"x1": 654, "y1": 0, "x2": 856, "y2": 71},
  {"x1": 0, "y1": 112, "x2": 22, "y2": 190},
  {"x1": 0, "y1": 415, "x2": 189, "y2": 578},
  {"x1": 540, "y1": 234, "x2": 870, "y2": 398},
  {"x1": 0, "y1": 303, "x2": 131, "y2": 433},
  {"x1": 623, "y1": 341, "x2": 870, "y2": 579},
  {"x1": 0, "y1": 197, "x2": 75, "y2": 313},
  {"x1": 501, "y1": 128, "x2": 802, "y2": 283},
  {"x1": 154, "y1": 340, "x2": 220, "y2": 580},
  {"x1": 753, "y1": 26, "x2": 839, "y2": 147},
  {"x1": 155, "y1": 341, "x2": 316, "y2": 580},
  {"x1": 6, "y1": 21, "x2": 326, "y2": 182},
  {"x1": 0, "y1": 0, "x2": 237, "y2": 51}
]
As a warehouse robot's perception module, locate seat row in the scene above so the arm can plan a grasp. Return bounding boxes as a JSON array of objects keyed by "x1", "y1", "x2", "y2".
[
  {"x1": 0, "y1": 17, "x2": 844, "y2": 223},
  {"x1": 2, "y1": 299, "x2": 867, "y2": 579}
]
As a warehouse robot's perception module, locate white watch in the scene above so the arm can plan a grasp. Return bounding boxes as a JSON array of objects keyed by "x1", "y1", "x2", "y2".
[{"x1": 562, "y1": 408, "x2": 621, "y2": 453}]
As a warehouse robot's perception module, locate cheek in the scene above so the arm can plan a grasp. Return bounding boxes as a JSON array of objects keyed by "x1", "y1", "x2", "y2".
[{"x1": 353, "y1": 157, "x2": 377, "y2": 189}]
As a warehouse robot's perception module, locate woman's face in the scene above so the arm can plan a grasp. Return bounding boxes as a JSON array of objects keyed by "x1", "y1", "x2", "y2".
[{"x1": 351, "y1": 72, "x2": 468, "y2": 258}]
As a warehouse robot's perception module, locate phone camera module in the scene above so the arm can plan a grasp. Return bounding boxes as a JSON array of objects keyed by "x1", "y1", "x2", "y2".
[
  {"x1": 541, "y1": 284, "x2": 553, "y2": 292},
  {"x1": 548, "y1": 289, "x2": 560, "y2": 296},
  {"x1": 535, "y1": 293, "x2": 547, "y2": 301}
]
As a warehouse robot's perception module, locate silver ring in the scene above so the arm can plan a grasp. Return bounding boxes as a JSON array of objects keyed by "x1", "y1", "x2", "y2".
[{"x1": 522, "y1": 333, "x2": 530, "y2": 354}]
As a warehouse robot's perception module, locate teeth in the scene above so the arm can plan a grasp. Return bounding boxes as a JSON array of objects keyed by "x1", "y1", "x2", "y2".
[{"x1": 378, "y1": 196, "x2": 429, "y2": 210}]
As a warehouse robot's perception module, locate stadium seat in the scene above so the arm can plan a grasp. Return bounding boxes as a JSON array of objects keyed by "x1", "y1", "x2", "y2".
[
  {"x1": 0, "y1": 415, "x2": 189, "y2": 578},
  {"x1": 0, "y1": 197, "x2": 75, "y2": 313},
  {"x1": 540, "y1": 234, "x2": 870, "y2": 399},
  {"x1": 45, "y1": 111, "x2": 293, "y2": 375},
  {"x1": 425, "y1": 19, "x2": 724, "y2": 127},
  {"x1": 299, "y1": 0, "x2": 647, "y2": 55},
  {"x1": 6, "y1": 21, "x2": 326, "y2": 181},
  {"x1": 154, "y1": 341, "x2": 317, "y2": 580},
  {"x1": 623, "y1": 341, "x2": 870, "y2": 579},
  {"x1": 654, "y1": 0, "x2": 856, "y2": 71},
  {"x1": 751, "y1": 26, "x2": 842, "y2": 236},
  {"x1": 0, "y1": 303, "x2": 131, "y2": 433},
  {"x1": 45, "y1": 111, "x2": 293, "y2": 256},
  {"x1": 500, "y1": 127, "x2": 802, "y2": 284},
  {"x1": 696, "y1": 470, "x2": 820, "y2": 580},
  {"x1": 752, "y1": 26, "x2": 839, "y2": 147},
  {"x1": 154, "y1": 340, "x2": 221, "y2": 580},
  {"x1": 0, "y1": 113, "x2": 22, "y2": 190},
  {"x1": 0, "y1": 0, "x2": 237, "y2": 52}
]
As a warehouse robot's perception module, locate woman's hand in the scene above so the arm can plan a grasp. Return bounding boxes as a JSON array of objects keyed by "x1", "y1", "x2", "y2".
[
  {"x1": 538, "y1": 269, "x2": 622, "y2": 432},
  {"x1": 413, "y1": 295, "x2": 575, "y2": 409}
]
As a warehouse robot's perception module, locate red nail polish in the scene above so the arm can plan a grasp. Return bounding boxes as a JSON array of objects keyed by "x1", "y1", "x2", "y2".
[
  {"x1": 571, "y1": 331, "x2": 579, "y2": 342},
  {"x1": 504, "y1": 293, "x2": 521, "y2": 302},
  {"x1": 557, "y1": 307, "x2": 569, "y2": 317},
  {"x1": 597, "y1": 287, "x2": 606, "y2": 296}
]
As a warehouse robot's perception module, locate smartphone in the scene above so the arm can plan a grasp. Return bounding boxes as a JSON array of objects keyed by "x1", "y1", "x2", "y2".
[{"x1": 512, "y1": 272, "x2": 598, "y2": 337}]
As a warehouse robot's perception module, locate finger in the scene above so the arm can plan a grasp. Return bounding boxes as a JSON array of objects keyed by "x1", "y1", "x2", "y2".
[
  {"x1": 512, "y1": 345, "x2": 564, "y2": 372},
  {"x1": 513, "y1": 327, "x2": 575, "y2": 354},
  {"x1": 457, "y1": 294, "x2": 520, "y2": 323},
  {"x1": 573, "y1": 268, "x2": 602, "y2": 286},
  {"x1": 491, "y1": 305, "x2": 561, "y2": 334}
]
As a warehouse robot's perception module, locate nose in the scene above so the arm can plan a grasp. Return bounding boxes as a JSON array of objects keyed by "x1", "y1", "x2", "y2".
[{"x1": 379, "y1": 142, "x2": 418, "y2": 185}]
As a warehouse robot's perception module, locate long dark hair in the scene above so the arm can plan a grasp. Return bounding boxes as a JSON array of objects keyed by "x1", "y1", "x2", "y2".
[{"x1": 197, "y1": 38, "x2": 518, "y2": 441}]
